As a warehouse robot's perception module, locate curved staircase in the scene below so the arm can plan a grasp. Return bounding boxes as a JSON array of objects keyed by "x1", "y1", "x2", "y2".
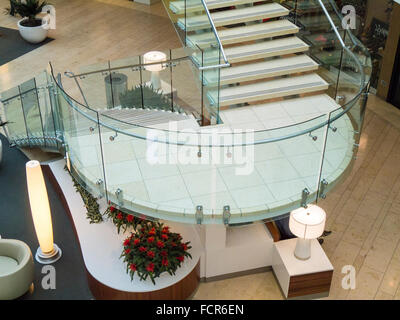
[{"x1": 169, "y1": 0, "x2": 340, "y2": 122}]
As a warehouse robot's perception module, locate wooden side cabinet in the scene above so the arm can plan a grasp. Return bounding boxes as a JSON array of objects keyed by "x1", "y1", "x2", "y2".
[{"x1": 272, "y1": 239, "x2": 334, "y2": 299}]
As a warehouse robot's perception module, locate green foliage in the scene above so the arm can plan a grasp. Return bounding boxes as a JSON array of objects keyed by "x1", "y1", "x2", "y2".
[
  {"x1": 64, "y1": 165, "x2": 103, "y2": 224},
  {"x1": 9, "y1": 0, "x2": 48, "y2": 23},
  {"x1": 119, "y1": 84, "x2": 179, "y2": 112}
]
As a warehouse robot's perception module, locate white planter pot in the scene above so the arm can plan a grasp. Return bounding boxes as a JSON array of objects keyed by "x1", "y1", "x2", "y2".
[{"x1": 17, "y1": 18, "x2": 49, "y2": 44}]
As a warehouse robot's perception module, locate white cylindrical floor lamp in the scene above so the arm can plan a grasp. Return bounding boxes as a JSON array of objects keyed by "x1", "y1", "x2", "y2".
[
  {"x1": 26, "y1": 160, "x2": 62, "y2": 264},
  {"x1": 289, "y1": 205, "x2": 326, "y2": 260},
  {"x1": 143, "y1": 51, "x2": 167, "y2": 90}
]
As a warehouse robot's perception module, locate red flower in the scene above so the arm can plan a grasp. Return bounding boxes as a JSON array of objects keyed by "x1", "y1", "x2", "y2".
[
  {"x1": 160, "y1": 250, "x2": 168, "y2": 257},
  {"x1": 116, "y1": 212, "x2": 123, "y2": 220},
  {"x1": 161, "y1": 234, "x2": 168, "y2": 240},
  {"x1": 171, "y1": 242, "x2": 177, "y2": 247},
  {"x1": 147, "y1": 237, "x2": 154, "y2": 243},
  {"x1": 110, "y1": 206, "x2": 115, "y2": 213},
  {"x1": 123, "y1": 238, "x2": 130, "y2": 246},
  {"x1": 162, "y1": 226, "x2": 169, "y2": 234},
  {"x1": 146, "y1": 263, "x2": 155, "y2": 273},
  {"x1": 148, "y1": 227, "x2": 156, "y2": 236},
  {"x1": 125, "y1": 248, "x2": 131, "y2": 254},
  {"x1": 139, "y1": 246, "x2": 147, "y2": 253},
  {"x1": 130, "y1": 264, "x2": 137, "y2": 271},
  {"x1": 126, "y1": 214, "x2": 134, "y2": 222},
  {"x1": 147, "y1": 250, "x2": 155, "y2": 259},
  {"x1": 177, "y1": 256, "x2": 184, "y2": 262},
  {"x1": 162, "y1": 258, "x2": 169, "y2": 266},
  {"x1": 182, "y1": 243, "x2": 188, "y2": 251},
  {"x1": 157, "y1": 240, "x2": 164, "y2": 249},
  {"x1": 133, "y1": 239, "x2": 140, "y2": 246}
]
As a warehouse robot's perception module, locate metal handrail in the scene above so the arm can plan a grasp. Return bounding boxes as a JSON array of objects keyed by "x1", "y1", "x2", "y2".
[
  {"x1": 198, "y1": 0, "x2": 230, "y2": 69},
  {"x1": 316, "y1": 0, "x2": 368, "y2": 124}
]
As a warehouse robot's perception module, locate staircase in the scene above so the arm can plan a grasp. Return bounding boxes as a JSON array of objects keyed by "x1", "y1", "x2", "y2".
[{"x1": 168, "y1": 0, "x2": 339, "y2": 121}]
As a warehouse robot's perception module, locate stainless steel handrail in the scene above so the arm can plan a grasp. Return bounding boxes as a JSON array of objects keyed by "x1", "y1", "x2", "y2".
[
  {"x1": 317, "y1": 0, "x2": 368, "y2": 124},
  {"x1": 198, "y1": 0, "x2": 230, "y2": 69}
]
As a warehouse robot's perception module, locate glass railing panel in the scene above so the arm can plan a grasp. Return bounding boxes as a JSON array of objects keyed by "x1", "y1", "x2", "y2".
[
  {"x1": 170, "y1": 49, "x2": 202, "y2": 120},
  {"x1": 319, "y1": 106, "x2": 356, "y2": 198},
  {"x1": 140, "y1": 50, "x2": 175, "y2": 112},
  {"x1": 19, "y1": 78, "x2": 45, "y2": 145},
  {"x1": 74, "y1": 61, "x2": 110, "y2": 110},
  {"x1": 106, "y1": 58, "x2": 143, "y2": 111},
  {"x1": 97, "y1": 113, "x2": 186, "y2": 219},
  {"x1": 57, "y1": 88, "x2": 106, "y2": 198},
  {"x1": 35, "y1": 71, "x2": 57, "y2": 147},
  {"x1": 1, "y1": 94, "x2": 27, "y2": 145}
]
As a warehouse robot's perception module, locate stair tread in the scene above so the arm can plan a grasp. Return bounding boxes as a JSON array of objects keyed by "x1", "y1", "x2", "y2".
[
  {"x1": 194, "y1": 36, "x2": 309, "y2": 65},
  {"x1": 224, "y1": 36, "x2": 309, "y2": 62},
  {"x1": 208, "y1": 73, "x2": 329, "y2": 106},
  {"x1": 204, "y1": 55, "x2": 319, "y2": 85},
  {"x1": 169, "y1": 0, "x2": 261, "y2": 14},
  {"x1": 187, "y1": 19, "x2": 299, "y2": 48},
  {"x1": 178, "y1": 3, "x2": 289, "y2": 30}
]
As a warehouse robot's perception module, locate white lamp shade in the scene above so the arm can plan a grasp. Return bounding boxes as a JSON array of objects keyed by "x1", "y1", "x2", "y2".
[
  {"x1": 26, "y1": 160, "x2": 54, "y2": 254},
  {"x1": 289, "y1": 205, "x2": 326, "y2": 239},
  {"x1": 143, "y1": 51, "x2": 167, "y2": 72}
]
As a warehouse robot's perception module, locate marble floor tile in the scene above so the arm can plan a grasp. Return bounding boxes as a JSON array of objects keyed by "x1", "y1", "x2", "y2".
[
  {"x1": 363, "y1": 237, "x2": 398, "y2": 273},
  {"x1": 144, "y1": 175, "x2": 190, "y2": 203},
  {"x1": 347, "y1": 265, "x2": 384, "y2": 300},
  {"x1": 379, "y1": 259, "x2": 400, "y2": 296}
]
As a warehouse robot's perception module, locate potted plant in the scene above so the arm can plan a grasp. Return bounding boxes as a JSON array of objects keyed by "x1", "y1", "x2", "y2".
[
  {"x1": 121, "y1": 221, "x2": 192, "y2": 285},
  {"x1": 10, "y1": 0, "x2": 50, "y2": 44}
]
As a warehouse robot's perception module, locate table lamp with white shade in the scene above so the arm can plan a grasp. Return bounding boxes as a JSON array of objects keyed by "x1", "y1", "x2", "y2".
[
  {"x1": 289, "y1": 205, "x2": 326, "y2": 260},
  {"x1": 143, "y1": 51, "x2": 167, "y2": 90},
  {"x1": 26, "y1": 160, "x2": 62, "y2": 264}
]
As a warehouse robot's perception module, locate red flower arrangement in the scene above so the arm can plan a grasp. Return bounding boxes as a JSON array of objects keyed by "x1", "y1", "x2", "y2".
[
  {"x1": 105, "y1": 202, "x2": 142, "y2": 233},
  {"x1": 121, "y1": 221, "x2": 192, "y2": 285}
]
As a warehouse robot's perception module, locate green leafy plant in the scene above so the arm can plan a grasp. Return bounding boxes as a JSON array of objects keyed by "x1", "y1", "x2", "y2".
[
  {"x1": 8, "y1": 0, "x2": 48, "y2": 27},
  {"x1": 121, "y1": 221, "x2": 192, "y2": 285},
  {"x1": 119, "y1": 84, "x2": 178, "y2": 112},
  {"x1": 64, "y1": 165, "x2": 103, "y2": 224}
]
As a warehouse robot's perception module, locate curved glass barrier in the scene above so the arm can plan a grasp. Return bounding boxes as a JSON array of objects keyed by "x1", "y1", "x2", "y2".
[{"x1": 0, "y1": 0, "x2": 371, "y2": 225}]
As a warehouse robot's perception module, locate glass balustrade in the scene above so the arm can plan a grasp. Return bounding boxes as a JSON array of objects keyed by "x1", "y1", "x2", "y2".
[{"x1": 0, "y1": 0, "x2": 371, "y2": 225}]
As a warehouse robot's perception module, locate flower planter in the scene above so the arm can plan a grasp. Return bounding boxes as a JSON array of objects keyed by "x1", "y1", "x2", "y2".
[{"x1": 17, "y1": 18, "x2": 49, "y2": 44}]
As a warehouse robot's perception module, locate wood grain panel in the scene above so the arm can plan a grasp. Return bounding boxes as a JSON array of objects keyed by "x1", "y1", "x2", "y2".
[
  {"x1": 87, "y1": 262, "x2": 200, "y2": 300},
  {"x1": 288, "y1": 270, "x2": 333, "y2": 298}
]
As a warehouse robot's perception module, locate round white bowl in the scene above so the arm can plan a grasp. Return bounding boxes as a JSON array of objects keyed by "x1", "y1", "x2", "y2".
[{"x1": 17, "y1": 18, "x2": 49, "y2": 44}]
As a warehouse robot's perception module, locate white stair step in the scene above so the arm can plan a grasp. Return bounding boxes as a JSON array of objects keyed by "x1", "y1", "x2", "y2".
[
  {"x1": 194, "y1": 36, "x2": 309, "y2": 65},
  {"x1": 224, "y1": 36, "x2": 309, "y2": 63},
  {"x1": 187, "y1": 19, "x2": 299, "y2": 48},
  {"x1": 178, "y1": 3, "x2": 289, "y2": 31},
  {"x1": 169, "y1": 0, "x2": 261, "y2": 14},
  {"x1": 208, "y1": 73, "x2": 329, "y2": 106},
  {"x1": 204, "y1": 55, "x2": 319, "y2": 85}
]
